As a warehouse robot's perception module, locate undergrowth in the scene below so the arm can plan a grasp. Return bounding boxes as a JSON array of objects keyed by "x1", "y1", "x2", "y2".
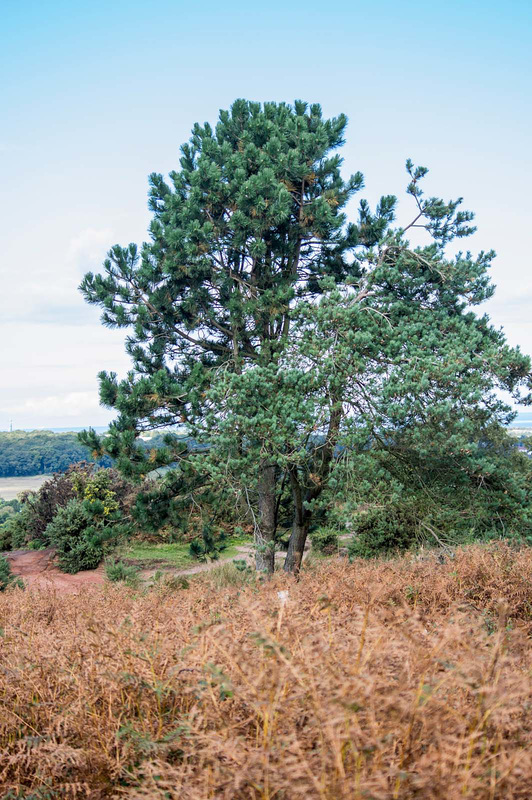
[
  {"x1": 0, "y1": 555, "x2": 23, "y2": 591},
  {"x1": 2, "y1": 542, "x2": 532, "y2": 798}
]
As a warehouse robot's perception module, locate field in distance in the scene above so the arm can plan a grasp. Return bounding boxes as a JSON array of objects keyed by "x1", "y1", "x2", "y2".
[{"x1": 0, "y1": 474, "x2": 52, "y2": 501}]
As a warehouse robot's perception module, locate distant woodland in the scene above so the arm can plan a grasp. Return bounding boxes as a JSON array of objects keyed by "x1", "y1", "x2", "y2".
[{"x1": 0, "y1": 431, "x2": 112, "y2": 477}]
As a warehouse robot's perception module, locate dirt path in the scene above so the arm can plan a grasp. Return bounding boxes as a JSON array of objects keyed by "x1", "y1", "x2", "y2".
[
  {"x1": 3, "y1": 546, "x2": 256, "y2": 594},
  {"x1": 3, "y1": 542, "x2": 315, "y2": 594},
  {"x1": 3, "y1": 548, "x2": 105, "y2": 594},
  {"x1": 138, "y1": 545, "x2": 256, "y2": 580}
]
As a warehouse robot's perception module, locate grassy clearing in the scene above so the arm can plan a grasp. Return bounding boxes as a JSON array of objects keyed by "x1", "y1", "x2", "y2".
[
  {"x1": 120, "y1": 535, "x2": 251, "y2": 570},
  {"x1": 2, "y1": 542, "x2": 532, "y2": 798}
]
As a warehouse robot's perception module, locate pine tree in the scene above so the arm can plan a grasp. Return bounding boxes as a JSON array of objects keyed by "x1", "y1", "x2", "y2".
[
  {"x1": 81, "y1": 101, "x2": 531, "y2": 573},
  {"x1": 80, "y1": 99, "x2": 379, "y2": 571}
]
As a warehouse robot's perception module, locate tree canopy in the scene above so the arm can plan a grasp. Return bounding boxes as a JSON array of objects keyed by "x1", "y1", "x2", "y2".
[{"x1": 80, "y1": 99, "x2": 531, "y2": 573}]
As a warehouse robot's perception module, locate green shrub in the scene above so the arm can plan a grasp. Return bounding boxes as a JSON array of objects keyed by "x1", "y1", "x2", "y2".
[
  {"x1": 348, "y1": 504, "x2": 420, "y2": 560},
  {"x1": 2, "y1": 503, "x2": 36, "y2": 551},
  {"x1": 0, "y1": 498, "x2": 20, "y2": 524},
  {"x1": 44, "y1": 500, "x2": 100, "y2": 573},
  {"x1": 0, "y1": 521, "x2": 14, "y2": 551},
  {"x1": 105, "y1": 558, "x2": 140, "y2": 585},
  {"x1": 310, "y1": 527, "x2": 339, "y2": 555},
  {"x1": 5, "y1": 464, "x2": 134, "y2": 553},
  {"x1": 0, "y1": 555, "x2": 23, "y2": 591},
  {"x1": 189, "y1": 524, "x2": 228, "y2": 561},
  {"x1": 44, "y1": 498, "x2": 129, "y2": 574}
]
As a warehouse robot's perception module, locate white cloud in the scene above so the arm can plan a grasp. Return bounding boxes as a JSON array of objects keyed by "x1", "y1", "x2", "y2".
[
  {"x1": 0, "y1": 392, "x2": 102, "y2": 419},
  {"x1": 0, "y1": 322, "x2": 130, "y2": 429},
  {"x1": 67, "y1": 227, "x2": 113, "y2": 272}
]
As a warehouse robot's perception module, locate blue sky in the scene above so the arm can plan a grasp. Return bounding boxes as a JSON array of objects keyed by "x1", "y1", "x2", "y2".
[{"x1": 1, "y1": 0, "x2": 531, "y2": 428}]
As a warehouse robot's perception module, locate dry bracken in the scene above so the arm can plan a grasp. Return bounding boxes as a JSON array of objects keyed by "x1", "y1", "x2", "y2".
[{"x1": 2, "y1": 542, "x2": 532, "y2": 799}]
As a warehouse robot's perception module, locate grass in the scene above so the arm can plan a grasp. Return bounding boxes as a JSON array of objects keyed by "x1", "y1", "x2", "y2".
[
  {"x1": 119, "y1": 535, "x2": 250, "y2": 569},
  {"x1": 3, "y1": 542, "x2": 532, "y2": 797}
]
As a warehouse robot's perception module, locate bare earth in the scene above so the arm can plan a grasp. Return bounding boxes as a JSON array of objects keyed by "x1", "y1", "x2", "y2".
[
  {"x1": 4, "y1": 548, "x2": 106, "y2": 593},
  {"x1": 3, "y1": 545, "x2": 256, "y2": 595},
  {"x1": 0, "y1": 475, "x2": 52, "y2": 501}
]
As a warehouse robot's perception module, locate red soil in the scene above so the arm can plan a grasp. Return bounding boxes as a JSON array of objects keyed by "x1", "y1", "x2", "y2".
[{"x1": 4, "y1": 548, "x2": 105, "y2": 594}]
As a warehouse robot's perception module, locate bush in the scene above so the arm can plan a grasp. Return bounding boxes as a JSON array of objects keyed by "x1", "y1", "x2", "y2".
[
  {"x1": 44, "y1": 495, "x2": 130, "y2": 574},
  {"x1": 348, "y1": 503, "x2": 420, "y2": 559},
  {"x1": 310, "y1": 527, "x2": 339, "y2": 555},
  {"x1": 0, "y1": 498, "x2": 20, "y2": 524},
  {"x1": 189, "y1": 524, "x2": 228, "y2": 561},
  {"x1": 0, "y1": 555, "x2": 23, "y2": 591},
  {"x1": 105, "y1": 558, "x2": 140, "y2": 585},
  {"x1": 1, "y1": 466, "x2": 135, "y2": 573},
  {"x1": 0, "y1": 519, "x2": 15, "y2": 551},
  {"x1": 11, "y1": 464, "x2": 88, "y2": 549},
  {"x1": 4, "y1": 464, "x2": 135, "y2": 553},
  {"x1": 44, "y1": 500, "x2": 102, "y2": 573}
]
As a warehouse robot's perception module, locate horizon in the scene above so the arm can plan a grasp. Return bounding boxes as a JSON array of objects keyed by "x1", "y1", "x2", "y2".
[
  {"x1": 4, "y1": 410, "x2": 532, "y2": 435},
  {"x1": 2, "y1": 0, "x2": 531, "y2": 429}
]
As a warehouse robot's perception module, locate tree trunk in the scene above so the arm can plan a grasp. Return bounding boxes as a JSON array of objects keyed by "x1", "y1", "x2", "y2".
[
  {"x1": 255, "y1": 463, "x2": 276, "y2": 573},
  {"x1": 283, "y1": 517, "x2": 309, "y2": 574},
  {"x1": 284, "y1": 468, "x2": 308, "y2": 574},
  {"x1": 284, "y1": 403, "x2": 343, "y2": 574}
]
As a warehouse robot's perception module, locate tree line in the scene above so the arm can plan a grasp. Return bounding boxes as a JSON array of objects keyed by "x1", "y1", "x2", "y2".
[{"x1": 0, "y1": 431, "x2": 112, "y2": 477}]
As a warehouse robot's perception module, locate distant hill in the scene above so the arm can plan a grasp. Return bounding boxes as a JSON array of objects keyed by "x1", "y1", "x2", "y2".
[
  {"x1": 0, "y1": 428, "x2": 189, "y2": 478},
  {"x1": 0, "y1": 426, "x2": 109, "y2": 434},
  {"x1": 0, "y1": 430, "x2": 112, "y2": 477}
]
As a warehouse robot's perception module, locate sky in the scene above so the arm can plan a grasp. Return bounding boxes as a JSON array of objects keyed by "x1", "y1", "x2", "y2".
[{"x1": 1, "y1": 0, "x2": 531, "y2": 430}]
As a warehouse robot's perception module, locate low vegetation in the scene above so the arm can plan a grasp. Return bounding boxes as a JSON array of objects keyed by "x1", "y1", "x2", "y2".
[
  {"x1": 104, "y1": 557, "x2": 141, "y2": 585},
  {"x1": 0, "y1": 554, "x2": 23, "y2": 591},
  {"x1": 0, "y1": 464, "x2": 134, "y2": 572},
  {"x1": 1, "y1": 543, "x2": 532, "y2": 797},
  {"x1": 120, "y1": 538, "x2": 247, "y2": 571}
]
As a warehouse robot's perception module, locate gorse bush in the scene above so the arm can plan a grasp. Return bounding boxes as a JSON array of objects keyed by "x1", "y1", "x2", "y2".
[
  {"x1": 45, "y1": 492, "x2": 131, "y2": 574},
  {"x1": 6, "y1": 463, "x2": 98, "y2": 550},
  {"x1": 44, "y1": 500, "x2": 103, "y2": 573},
  {"x1": 2, "y1": 466, "x2": 134, "y2": 573}
]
